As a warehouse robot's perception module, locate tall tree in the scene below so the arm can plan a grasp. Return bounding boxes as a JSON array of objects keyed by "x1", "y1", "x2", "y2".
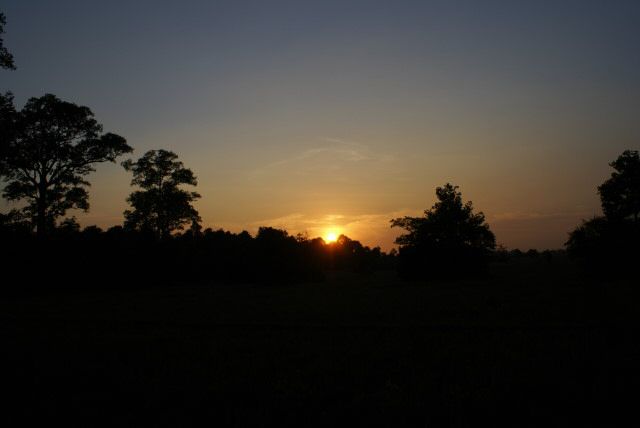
[
  {"x1": 1, "y1": 11, "x2": 16, "y2": 139},
  {"x1": 391, "y1": 183, "x2": 495, "y2": 279},
  {"x1": 566, "y1": 150, "x2": 640, "y2": 276},
  {"x1": 597, "y1": 150, "x2": 640, "y2": 222},
  {"x1": 0, "y1": 94, "x2": 132, "y2": 236},
  {"x1": 0, "y1": 12, "x2": 15, "y2": 70},
  {"x1": 123, "y1": 149, "x2": 201, "y2": 239}
]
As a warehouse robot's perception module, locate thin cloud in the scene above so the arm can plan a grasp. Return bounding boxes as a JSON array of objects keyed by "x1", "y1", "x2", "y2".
[{"x1": 249, "y1": 137, "x2": 396, "y2": 177}]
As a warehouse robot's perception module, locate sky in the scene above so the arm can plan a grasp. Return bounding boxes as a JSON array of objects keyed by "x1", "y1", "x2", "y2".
[{"x1": 1, "y1": 0, "x2": 639, "y2": 250}]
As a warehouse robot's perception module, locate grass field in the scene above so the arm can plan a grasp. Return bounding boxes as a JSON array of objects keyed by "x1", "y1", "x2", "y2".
[{"x1": 2, "y1": 257, "x2": 638, "y2": 426}]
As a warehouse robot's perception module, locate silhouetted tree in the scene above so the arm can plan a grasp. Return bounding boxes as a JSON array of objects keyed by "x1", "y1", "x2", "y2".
[
  {"x1": 391, "y1": 183, "x2": 495, "y2": 279},
  {"x1": 123, "y1": 149, "x2": 201, "y2": 239},
  {"x1": 0, "y1": 12, "x2": 15, "y2": 70},
  {"x1": 0, "y1": 94, "x2": 131, "y2": 236},
  {"x1": 526, "y1": 249, "x2": 539, "y2": 258},
  {"x1": 566, "y1": 216, "x2": 608, "y2": 258},
  {"x1": 0, "y1": 12, "x2": 15, "y2": 152},
  {"x1": 0, "y1": 11, "x2": 15, "y2": 174},
  {"x1": 566, "y1": 150, "x2": 640, "y2": 277},
  {"x1": 0, "y1": 92, "x2": 17, "y2": 161},
  {"x1": 0, "y1": 208, "x2": 29, "y2": 234},
  {"x1": 598, "y1": 150, "x2": 640, "y2": 223},
  {"x1": 57, "y1": 216, "x2": 81, "y2": 234}
]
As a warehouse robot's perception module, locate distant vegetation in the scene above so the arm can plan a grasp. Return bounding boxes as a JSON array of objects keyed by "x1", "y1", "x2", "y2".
[{"x1": 0, "y1": 221, "x2": 396, "y2": 289}]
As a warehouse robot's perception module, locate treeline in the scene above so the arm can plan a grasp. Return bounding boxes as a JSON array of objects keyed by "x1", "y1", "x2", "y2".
[{"x1": 0, "y1": 219, "x2": 395, "y2": 290}]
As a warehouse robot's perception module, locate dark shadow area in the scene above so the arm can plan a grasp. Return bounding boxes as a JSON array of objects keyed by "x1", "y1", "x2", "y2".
[{"x1": 1, "y1": 258, "x2": 638, "y2": 427}]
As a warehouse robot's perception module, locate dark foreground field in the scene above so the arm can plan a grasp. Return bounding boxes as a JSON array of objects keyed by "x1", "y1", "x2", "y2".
[{"x1": 2, "y1": 258, "x2": 639, "y2": 427}]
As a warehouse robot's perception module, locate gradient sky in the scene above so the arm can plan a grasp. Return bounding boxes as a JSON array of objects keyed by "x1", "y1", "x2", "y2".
[{"x1": 2, "y1": 0, "x2": 639, "y2": 250}]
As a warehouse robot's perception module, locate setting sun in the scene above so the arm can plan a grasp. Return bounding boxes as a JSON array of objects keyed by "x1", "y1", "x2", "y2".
[{"x1": 325, "y1": 231, "x2": 339, "y2": 243}]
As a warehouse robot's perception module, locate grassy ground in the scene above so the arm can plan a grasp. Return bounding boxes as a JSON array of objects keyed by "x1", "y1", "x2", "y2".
[{"x1": 1, "y1": 257, "x2": 638, "y2": 426}]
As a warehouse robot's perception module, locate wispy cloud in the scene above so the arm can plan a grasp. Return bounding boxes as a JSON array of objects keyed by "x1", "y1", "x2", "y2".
[{"x1": 249, "y1": 137, "x2": 396, "y2": 177}]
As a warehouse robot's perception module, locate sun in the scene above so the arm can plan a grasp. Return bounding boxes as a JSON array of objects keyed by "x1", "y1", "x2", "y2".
[{"x1": 325, "y1": 231, "x2": 338, "y2": 243}]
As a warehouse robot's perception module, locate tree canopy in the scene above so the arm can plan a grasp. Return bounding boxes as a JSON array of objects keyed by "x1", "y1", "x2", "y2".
[
  {"x1": 391, "y1": 183, "x2": 495, "y2": 250},
  {"x1": 566, "y1": 150, "x2": 639, "y2": 276},
  {"x1": 391, "y1": 183, "x2": 495, "y2": 279},
  {"x1": 0, "y1": 12, "x2": 15, "y2": 70},
  {"x1": 597, "y1": 150, "x2": 640, "y2": 222},
  {"x1": 123, "y1": 149, "x2": 201, "y2": 239},
  {"x1": 0, "y1": 94, "x2": 132, "y2": 235}
]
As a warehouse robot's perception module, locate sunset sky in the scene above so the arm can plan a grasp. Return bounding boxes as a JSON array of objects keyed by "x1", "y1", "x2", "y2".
[{"x1": 2, "y1": 0, "x2": 639, "y2": 250}]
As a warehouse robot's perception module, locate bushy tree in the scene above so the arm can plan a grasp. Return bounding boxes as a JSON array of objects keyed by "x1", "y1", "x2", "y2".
[
  {"x1": 597, "y1": 150, "x2": 640, "y2": 222},
  {"x1": 391, "y1": 183, "x2": 495, "y2": 279},
  {"x1": 123, "y1": 149, "x2": 201, "y2": 239},
  {"x1": 0, "y1": 94, "x2": 131, "y2": 235},
  {"x1": 567, "y1": 150, "x2": 639, "y2": 276}
]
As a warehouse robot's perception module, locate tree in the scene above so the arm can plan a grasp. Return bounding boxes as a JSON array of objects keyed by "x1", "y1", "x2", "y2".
[
  {"x1": 0, "y1": 91, "x2": 17, "y2": 157},
  {"x1": 122, "y1": 149, "x2": 201, "y2": 239},
  {"x1": 0, "y1": 11, "x2": 16, "y2": 159},
  {"x1": 566, "y1": 150, "x2": 639, "y2": 276},
  {"x1": 597, "y1": 150, "x2": 640, "y2": 222},
  {"x1": 0, "y1": 94, "x2": 132, "y2": 236},
  {"x1": 0, "y1": 12, "x2": 15, "y2": 70},
  {"x1": 391, "y1": 183, "x2": 495, "y2": 279}
]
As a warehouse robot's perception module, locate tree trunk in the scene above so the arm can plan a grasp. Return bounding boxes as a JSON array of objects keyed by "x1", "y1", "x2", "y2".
[{"x1": 36, "y1": 182, "x2": 47, "y2": 238}]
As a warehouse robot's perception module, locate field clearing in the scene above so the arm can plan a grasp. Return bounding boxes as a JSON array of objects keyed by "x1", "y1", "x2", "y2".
[{"x1": 2, "y1": 259, "x2": 638, "y2": 426}]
